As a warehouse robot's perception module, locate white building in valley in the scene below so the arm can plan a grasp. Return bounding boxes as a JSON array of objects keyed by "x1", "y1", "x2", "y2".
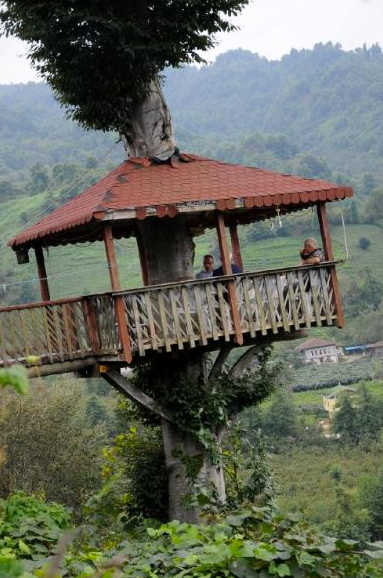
[{"x1": 295, "y1": 338, "x2": 339, "y2": 364}]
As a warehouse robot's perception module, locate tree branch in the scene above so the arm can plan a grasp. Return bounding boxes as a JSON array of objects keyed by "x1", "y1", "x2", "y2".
[
  {"x1": 103, "y1": 369, "x2": 175, "y2": 423},
  {"x1": 230, "y1": 345, "x2": 262, "y2": 379},
  {"x1": 209, "y1": 345, "x2": 233, "y2": 381}
]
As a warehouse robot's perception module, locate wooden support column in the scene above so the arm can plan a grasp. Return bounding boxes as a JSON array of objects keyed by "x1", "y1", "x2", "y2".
[
  {"x1": 229, "y1": 223, "x2": 243, "y2": 270},
  {"x1": 82, "y1": 298, "x2": 101, "y2": 352},
  {"x1": 135, "y1": 228, "x2": 150, "y2": 286},
  {"x1": 216, "y1": 212, "x2": 243, "y2": 345},
  {"x1": 103, "y1": 225, "x2": 133, "y2": 363},
  {"x1": 34, "y1": 246, "x2": 50, "y2": 302},
  {"x1": 317, "y1": 202, "x2": 345, "y2": 328}
]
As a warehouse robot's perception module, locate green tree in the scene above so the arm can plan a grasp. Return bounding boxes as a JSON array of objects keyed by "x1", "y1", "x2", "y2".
[
  {"x1": 86, "y1": 394, "x2": 108, "y2": 427},
  {"x1": 364, "y1": 189, "x2": 383, "y2": 224},
  {"x1": 332, "y1": 396, "x2": 358, "y2": 443},
  {"x1": 293, "y1": 153, "x2": 332, "y2": 179},
  {"x1": 262, "y1": 389, "x2": 298, "y2": 439},
  {"x1": 356, "y1": 387, "x2": 383, "y2": 442},
  {"x1": 0, "y1": 0, "x2": 248, "y2": 152},
  {"x1": 27, "y1": 163, "x2": 50, "y2": 194},
  {"x1": 359, "y1": 468, "x2": 383, "y2": 539},
  {"x1": 0, "y1": 381, "x2": 104, "y2": 511}
]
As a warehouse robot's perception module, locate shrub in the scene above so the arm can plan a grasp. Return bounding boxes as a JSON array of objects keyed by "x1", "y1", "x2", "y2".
[
  {"x1": 0, "y1": 381, "x2": 105, "y2": 511},
  {"x1": 0, "y1": 492, "x2": 70, "y2": 559},
  {"x1": 359, "y1": 236, "x2": 371, "y2": 250},
  {"x1": 60, "y1": 507, "x2": 383, "y2": 577}
]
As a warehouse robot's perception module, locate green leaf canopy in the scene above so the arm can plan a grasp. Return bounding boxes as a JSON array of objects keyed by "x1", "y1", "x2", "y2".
[{"x1": 0, "y1": 0, "x2": 248, "y2": 133}]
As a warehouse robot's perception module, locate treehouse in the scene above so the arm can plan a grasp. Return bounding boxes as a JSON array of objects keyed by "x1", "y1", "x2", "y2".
[{"x1": 0, "y1": 153, "x2": 353, "y2": 376}]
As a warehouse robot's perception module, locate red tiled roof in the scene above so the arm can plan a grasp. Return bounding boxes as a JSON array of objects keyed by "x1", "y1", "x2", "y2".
[
  {"x1": 296, "y1": 338, "x2": 337, "y2": 351},
  {"x1": 9, "y1": 154, "x2": 353, "y2": 249}
]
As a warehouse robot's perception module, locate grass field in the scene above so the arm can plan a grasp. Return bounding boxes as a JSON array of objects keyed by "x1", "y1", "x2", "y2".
[
  {"x1": 292, "y1": 377, "x2": 383, "y2": 407},
  {"x1": 271, "y1": 439, "x2": 383, "y2": 525}
]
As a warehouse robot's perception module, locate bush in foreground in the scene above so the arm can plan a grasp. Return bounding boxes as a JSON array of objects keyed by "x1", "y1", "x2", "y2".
[{"x1": 4, "y1": 505, "x2": 380, "y2": 577}]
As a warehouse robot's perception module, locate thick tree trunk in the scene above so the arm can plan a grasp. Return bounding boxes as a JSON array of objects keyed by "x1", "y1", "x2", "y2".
[
  {"x1": 127, "y1": 80, "x2": 225, "y2": 522},
  {"x1": 137, "y1": 216, "x2": 195, "y2": 285},
  {"x1": 123, "y1": 77, "x2": 176, "y2": 159},
  {"x1": 162, "y1": 419, "x2": 225, "y2": 523}
]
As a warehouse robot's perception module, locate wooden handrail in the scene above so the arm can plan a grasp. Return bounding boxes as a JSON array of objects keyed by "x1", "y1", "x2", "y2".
[
  {"x1": 0, "y1": 262, "x2": 342, "y2": 369},
  {"x1": 112, "y1": 261, "x2": 342, "y2": 296},
  {"x1": 0, "y1": 261, "x2": 342, "y2": 314}
]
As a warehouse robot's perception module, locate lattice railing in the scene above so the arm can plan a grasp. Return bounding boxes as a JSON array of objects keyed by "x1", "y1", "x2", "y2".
[
  {"x1": 235, "y1": 266, "x2": 336, "y2": 338},
  {"x1": 0, "y1": 263, "x2": 340, "y2": 368},
  {"x1": 0, "y1": 297, "x2": 95, "y2": 367},
  {"x1": 118, "y1": 263, "x2": 338, "y2": 356},
  {"x1": 122, "y1": 280, "x2": 235, "y2": 355}
]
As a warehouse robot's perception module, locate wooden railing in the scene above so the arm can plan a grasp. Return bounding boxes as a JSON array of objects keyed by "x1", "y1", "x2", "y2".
[
  {"x1": 115, "y1": 262, "x2": 339, "y2": 356},
  {"x1": 0, "y1": 262, "x2": 340, "y2": 369},
  {"x1": 0, "y1": 296, "x2": 95, "y2": 367}
]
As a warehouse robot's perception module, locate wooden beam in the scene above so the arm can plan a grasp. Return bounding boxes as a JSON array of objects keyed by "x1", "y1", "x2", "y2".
[
  {"x1": 27, "y1": 357, "x2": 98, "y2": 378},
  {"x1": 103, "y1": 226, "x2": 133, "y2": 363},
  {"x1": 34, "y1": 246, "x2": 50, "y2": 302},
  {"x1": 317, "y1": 202, "x2": 345, "y2": 328},
  {"x1": 229, "y1": 224, "x2": 243, "y2": 269},
  {"x1": 82, "y1": 298, "x2": 100, "y2": 351},
  {"x1": 103, "y1": 225, "x2": 122, "y2": 291},
  {"x1": 135, "y1": 227, "x2": 150, "y2": 286},
  {"x1": 216, "y1": 212, "x2": 231, "y2": 275},
  {"x1": 216, "y1": 212, "x2": 243, "y2": 345}
]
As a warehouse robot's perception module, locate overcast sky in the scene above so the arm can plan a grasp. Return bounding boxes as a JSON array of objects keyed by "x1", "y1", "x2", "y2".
[{"x1": 0, "y1": 0, "x2": 383, "y2": 84}]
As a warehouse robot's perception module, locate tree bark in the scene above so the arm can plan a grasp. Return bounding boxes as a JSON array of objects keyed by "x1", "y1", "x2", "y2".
[
  {"x1": 123, "y1": 81, "x2": 225, "y2": 520},
  {"x1": 123, "y1": 77, "x2": 176, "y2": 159},
  {"x1": 161, "y1": 419, "x2": 226, "y2": 523},
  {"x1": 137, "y1": 216, "x2": 195, "y2": 285}
]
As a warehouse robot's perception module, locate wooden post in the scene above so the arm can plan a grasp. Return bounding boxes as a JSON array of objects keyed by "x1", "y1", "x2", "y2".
[
  {"x1": 135, "y1": 228, "x2": 150, "y2": 286},
  {"x1": 34, "y1": 246, "x2": 50, "y2": 302},
  {"x1": 82, "y1": 298, "x2": 101, "y2": 352},
  {"x1": 103, "y1": 225, "x2": 133, "y2": 363},
  {"x1": 216, "y1": 212, "x2": 243, "y2": 345},
  {"x1": 317, "y1": 202, "x2": 345, "y2": 328},
  {"x1": 229, "y1": 223, "x2": 243, "y2": 270}
]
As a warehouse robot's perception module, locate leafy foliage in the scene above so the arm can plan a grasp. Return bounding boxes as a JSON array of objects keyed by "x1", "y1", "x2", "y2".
[
  {"x1": 0, "y1": 382, "x2": 104, "y2": 511},
  {"x1": 0, "y1": 492, "x2": 70, "y2": 560},
  {"x1": 0, "y1": 366, "x2": 28, "y2": 395},
  {"x1": 86, "y1": 425, "x2": 168, "y2": 525},
  {"x1": 332, "y1": 387, "x2": 383, "y2": 444},
  {"x1": 0, "y1": 0, "x2": 248, "y2": 135},
  {"x1": 55, "y1": 507, "x2": 383, "y2": 577}
]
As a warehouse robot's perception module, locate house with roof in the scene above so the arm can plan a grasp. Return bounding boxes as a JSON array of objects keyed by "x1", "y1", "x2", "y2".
[
  {"x1": 366, "y1": 341, "x2": 383, "y2": 358},
  {"x1": 323, "y1": 385, "x2": 357, "y2": 414},
  {"x1": 295, "y1": 337, "x2": 339, "y2": 364}
]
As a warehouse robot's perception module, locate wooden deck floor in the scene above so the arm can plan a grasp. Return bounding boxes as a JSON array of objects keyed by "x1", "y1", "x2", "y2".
[{"x1": 0, "y1": 263, "x2": 340, "y2": 373}]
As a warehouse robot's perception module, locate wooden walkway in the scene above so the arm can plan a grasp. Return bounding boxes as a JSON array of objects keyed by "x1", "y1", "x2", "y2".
[{"x1": 0, "y1": 263, "x2": 340, "y2": 372}]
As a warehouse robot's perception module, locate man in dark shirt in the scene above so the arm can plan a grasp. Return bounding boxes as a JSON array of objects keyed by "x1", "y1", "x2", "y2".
[{"x1": 213, "y1": 253, "x2": 243, "y2": 276}]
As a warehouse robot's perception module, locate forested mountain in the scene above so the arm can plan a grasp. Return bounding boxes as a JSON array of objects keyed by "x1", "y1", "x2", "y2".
[
  {"x1": 166, "y1": 43, "x2": 383, "y2": 180},
  {"x1": 1, "y1": 42, "x2": 383, "y2": 185}
]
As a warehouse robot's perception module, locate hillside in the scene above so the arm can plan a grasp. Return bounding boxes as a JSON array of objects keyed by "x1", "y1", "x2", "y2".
[
  {"x1": 0, "y1": 44, "x2": 382, "y2": 345},
  {"x1": 166, "y1": 43, "x2": 383, "y2": 181},
  {"x1": 1, "y1": 43, "x2": 383, "y2": 184}
]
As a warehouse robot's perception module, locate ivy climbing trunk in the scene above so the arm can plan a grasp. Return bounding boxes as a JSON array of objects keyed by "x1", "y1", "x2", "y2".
[
  {"x1": 162, "y1": 419, "x2": 226, "y2": 523},
  {"x1": 136, "y1": 215, "x2": 226, "y2": 522}
]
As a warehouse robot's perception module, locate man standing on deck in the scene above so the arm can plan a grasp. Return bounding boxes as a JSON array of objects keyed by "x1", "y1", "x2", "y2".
[{"x1": 196, "y1": 255, "x2": 215, "y2": 279}]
